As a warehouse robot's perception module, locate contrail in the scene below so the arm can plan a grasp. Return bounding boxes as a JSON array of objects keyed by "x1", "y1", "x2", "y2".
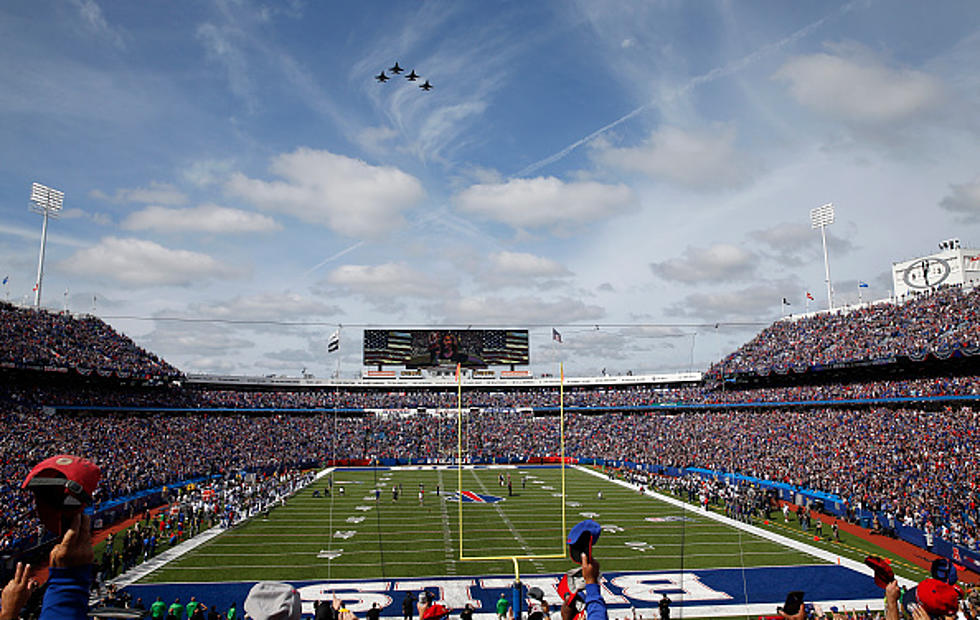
[
  {"x1": 515, "y1": 1, "x2": 859, "y2": 178},
  {"x1": 304, "y1": 240, "x2": 365, "y2": 276}
]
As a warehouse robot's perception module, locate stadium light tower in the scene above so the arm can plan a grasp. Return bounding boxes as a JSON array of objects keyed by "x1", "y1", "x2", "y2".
[
  {"x1": 29, "y1": 182, "x2": 64, "y2": 309},
  {"x1": 810, "y1": 203, "x2": 835, "y2": 311}
]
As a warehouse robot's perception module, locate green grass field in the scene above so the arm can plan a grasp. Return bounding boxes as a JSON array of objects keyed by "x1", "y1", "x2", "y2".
[{"x1": 140, "y1": 466, "x2": 823, "y2": 583}]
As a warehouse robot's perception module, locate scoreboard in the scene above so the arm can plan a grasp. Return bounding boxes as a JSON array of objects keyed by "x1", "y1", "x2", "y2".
[{"x1": 363, "y1": 329, "x2": 529, "y2": 368}]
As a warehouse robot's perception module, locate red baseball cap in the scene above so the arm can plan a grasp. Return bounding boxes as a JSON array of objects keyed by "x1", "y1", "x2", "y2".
[
  {"x1": 903, "y1": 579, "x2": 961, "y2": 617},
  {"x1": 22, "y1": 455, "x2": 101, "y2": 534},
  {"x1": 864, "y1": 556, "x2": 895, "y2": 588}
]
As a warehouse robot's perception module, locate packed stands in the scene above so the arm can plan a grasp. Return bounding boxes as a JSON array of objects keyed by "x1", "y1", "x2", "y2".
[
  {"x1": 7, "y1": 374, "x2": 980, "y2": 412},
  {"x1": 0, "y1": 302, "x2": 180, "y2": 379},
  {"x1": 707, "y1": 285, "x2": 980, "y2": 379}
]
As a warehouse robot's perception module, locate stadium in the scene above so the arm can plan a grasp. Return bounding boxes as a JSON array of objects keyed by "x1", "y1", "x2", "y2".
[
  {"x1": 4, "y1": 3, "x2": 980, "y2": 620},
  {"x1": 3, "y1": 268, "x2": 980, "y2": 618}
]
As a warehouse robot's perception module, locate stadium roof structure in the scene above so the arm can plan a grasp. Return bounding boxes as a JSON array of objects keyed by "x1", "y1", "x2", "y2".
[{"x1": 184, "y1": 370, "x2": 702, "y2": 390}]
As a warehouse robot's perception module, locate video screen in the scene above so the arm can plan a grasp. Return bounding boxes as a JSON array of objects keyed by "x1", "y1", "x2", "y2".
[{"x1": 363, "y1": 329, "x2": 529, "y2": 368}]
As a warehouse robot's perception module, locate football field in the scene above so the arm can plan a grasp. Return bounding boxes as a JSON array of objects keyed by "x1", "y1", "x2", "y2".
[
  {"x1": 141, "y1": 465, "x2": 816, "y2": 582},
  {"x1": 122, "y1": 465, "x2": 895, "y2": 618}
]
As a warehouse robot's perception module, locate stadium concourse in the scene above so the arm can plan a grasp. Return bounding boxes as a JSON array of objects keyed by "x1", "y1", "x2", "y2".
[{"x1": 2, "y1": 288, "x2": 980, "y2": 618}]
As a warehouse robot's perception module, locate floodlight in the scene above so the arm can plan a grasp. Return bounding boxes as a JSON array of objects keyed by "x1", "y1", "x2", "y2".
[
  {"x1": 810, "y1": 203, "x2": 834, "y2": 229},
  {"x1": 30, "y1": 183, "x2": 64, "y2": 214},
  {"x1": 809, "y1": 203, "x2": 835, "y2": 311},
  {"x1": 29, "y1": 182, "x2": 64, "y2": 309}
]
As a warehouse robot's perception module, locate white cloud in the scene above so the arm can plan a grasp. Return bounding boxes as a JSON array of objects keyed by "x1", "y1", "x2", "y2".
[
  {"x1": 60, "y1": 237, "x2": 240, "y2": 286},
  {"x1": 774, "y1": 44, "x2": 943, "y2": 124},
  {"x1": 325, "y1": 263, "x2": 440, "y2": 298},
  {"x1": 190, "y1": 292, "x2": 342, "y2": 321},
  {"x1": 748, "y1": 222, "x2": 856, "y2": 266},
  {"x1": 197, "y1": 22, "x2": 256, "y2": 111},
  {"x1": 182, "y1": 159, "x2": 235, "y2": 187},
  {"x1": 454, "y1": 177, "x2": 636, "y2": 232},
  {"x1": 437, "y1": 296, "x2": 604, "y2": 324},
  {"x1": 266, "y1": 348, "x2": 317, "y2": 363},
  {"x1": 355, "y1": 125, "x2": 399, "y2": 153},
  {"x1": 651, "y1": 244, "x2": 756, "y2": 283},
  {"x1": 939, "y1": 177, "x2": 980, "y2": 221},
  {"x1": 595, "y1": 125, "x2": 755, "y2": 189},
  {"x1": 665, "y1": 281, "x2": 799, "y2": 320},
  {"x1": 226, "y1": 148, "x2": 425, "y2": 238},
  {"x1": 60, "y1": 208, "x2": 112, "y2": 226},
  {"x1": 69, "y1": 0, "x2": 126, "y2": 49},
  {"x1": 122, "y1": 204, "x2": 280, "y2": 234},
  {"x1": 90, "y1": 182, "x2": 187, "y2": 205},
  {"x1": 471, "y1": 250, "x2": 573, "y2": 289},
  {"x1": 488, "y1": 251, "x2": 571, "y2": 278}
]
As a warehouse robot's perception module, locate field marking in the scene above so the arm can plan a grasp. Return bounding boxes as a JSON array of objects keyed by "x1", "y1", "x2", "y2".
[
  {"x1": 139, "y1": 466, "x2": 836, "y2": 585},
  {"x1": 465, "y1": 469, "x2": 545, "y2": 572},
  {"x1": 117, "y1": 470, "x2": 332, "y2": 586},
  {"x1": 573, "y1": 466, "x2": 917, "y2": 589},
  {"x1": 189, "y1": 549, "x2": 802, "y2": 562},
  {"x1": 437, "y1": 469, "x2": 458, "y2": 575},
  {"x1": 110, "y1": 526, "x2": 226, "y2": 587}
]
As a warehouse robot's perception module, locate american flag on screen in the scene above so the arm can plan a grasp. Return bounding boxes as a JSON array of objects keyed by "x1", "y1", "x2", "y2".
[
  {"x1": 363, "y1": 330, "x2": 414, "y2": 365},
  {"x1": 481, "y1": 330, "x2": 529, "y2": 364}
]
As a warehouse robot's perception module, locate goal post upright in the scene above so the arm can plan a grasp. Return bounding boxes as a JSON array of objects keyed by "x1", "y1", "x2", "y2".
[
  {"x1": 560, "y1": 362, "x2": 567, "y2": 544},
  {"x1": 457, "y1": 363, "x2": 464, "y2": 560}
]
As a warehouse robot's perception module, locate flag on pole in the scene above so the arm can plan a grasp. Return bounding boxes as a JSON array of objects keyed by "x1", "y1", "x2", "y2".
[
  {"x1": 327, "y1": 330, "x2": 340, "y2": 353},
  {"x1": 806, "y1": 292, "x2": 814, "y2": 301},
  {"x1": 782, "y1": 297, "x2": 791, "y2": 306},
  {"x1": 552, "y1": 328, "x2": 562, "y2": 343},
  {"x1": 32, "y1": 283, "x2": 38, "y2": 292},
  {"x1": 2, "y1": 276, "x2": 7, "y2": 286},
  {"x1": 858, "y1": 281, "x2": 869, "y2": 288}
]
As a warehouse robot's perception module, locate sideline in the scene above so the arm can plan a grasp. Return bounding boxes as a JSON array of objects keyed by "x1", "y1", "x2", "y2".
[
  {"x1": 109, "y1": 468, "x2": 335, "y2": 587},
  {"x1": 573, "y1": 465, "x2": 915, "y2": 609}
]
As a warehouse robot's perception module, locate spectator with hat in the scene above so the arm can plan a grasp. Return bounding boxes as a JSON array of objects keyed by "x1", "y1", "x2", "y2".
[{"x1": 243, "y1": 582, "x2": 301, "y2": 620}]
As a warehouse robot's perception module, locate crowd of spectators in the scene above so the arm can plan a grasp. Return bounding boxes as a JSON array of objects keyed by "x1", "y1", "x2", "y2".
[
  {"x1": 708, "y1": 285, "x2": 980, "y2": 379},
  {"x1": 3, "y1": 401, "x2": 979, "y2": 558},
  {"x1": 5, "y1": 374, "x2": 979, "y2": 414},
  {"x1": 0, "y1": 302, "x2": 180, "y2": 379}
]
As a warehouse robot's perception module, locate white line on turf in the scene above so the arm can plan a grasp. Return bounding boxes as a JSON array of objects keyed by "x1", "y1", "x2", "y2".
[
  {"x1": 573, "y1": 465, "x2": 916, "y2": 590},
  {"x1": 437, "y1": 469, "x2": 458, "y2": 575},
  {"x1": 110, "y1": 468, "x2": 334, "y2": 587},
  {"x1": 467, "y1": 470, "x2": 545, "y2": 572}
]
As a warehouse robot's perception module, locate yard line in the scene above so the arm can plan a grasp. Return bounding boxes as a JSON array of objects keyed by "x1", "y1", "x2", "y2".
[
  {"x1": 466, "y1": 470, "x2": 546, "y2": 572},
  {"x1": 437, "y1": 469, "x2": 459, "y2": 575}
]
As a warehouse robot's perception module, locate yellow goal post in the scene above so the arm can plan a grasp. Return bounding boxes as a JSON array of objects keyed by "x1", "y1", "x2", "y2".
[{"x1": 455, "y1": 363, "x2": 569, "y2": 572}]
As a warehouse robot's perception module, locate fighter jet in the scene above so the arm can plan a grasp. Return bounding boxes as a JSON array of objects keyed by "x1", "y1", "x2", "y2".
[
  {"x1": 375, "y1": 71, "x2": 389, "y2": 82},
  {"x1": 389, "y1": 62, "x2": 403, "y2": 74},
  {"x1": 405, "y1": 70, "x2": 420, "y2": 81},
  {"x1": 419, "y1": 80, "x2": 433, "y2": 91}
]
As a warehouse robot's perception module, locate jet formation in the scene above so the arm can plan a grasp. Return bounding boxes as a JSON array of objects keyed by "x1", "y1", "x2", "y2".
[{"x1": 376, "y1": 61, "x2": 431, "y2": 91}]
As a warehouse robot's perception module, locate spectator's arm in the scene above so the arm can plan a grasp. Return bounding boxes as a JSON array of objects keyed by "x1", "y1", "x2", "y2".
[
  {"x1": 40, "y1": 514, "x2": 93, "y2": 620},
  {"x1": 884, "y1": 581, "x2": 900, "y2": 620},
  {"x1": 581, "y1": 553, "x2": 607, "y2": 620}
]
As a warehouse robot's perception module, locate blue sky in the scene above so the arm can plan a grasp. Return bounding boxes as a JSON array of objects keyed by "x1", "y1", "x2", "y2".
[{"x1": 2, "y1": 0, "x2": 979, "y2": 377}]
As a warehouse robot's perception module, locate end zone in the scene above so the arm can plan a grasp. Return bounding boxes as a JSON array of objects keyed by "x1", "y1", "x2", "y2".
[{"x1": 122, "y1": 564, "x2": 885, "y2": 618}]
